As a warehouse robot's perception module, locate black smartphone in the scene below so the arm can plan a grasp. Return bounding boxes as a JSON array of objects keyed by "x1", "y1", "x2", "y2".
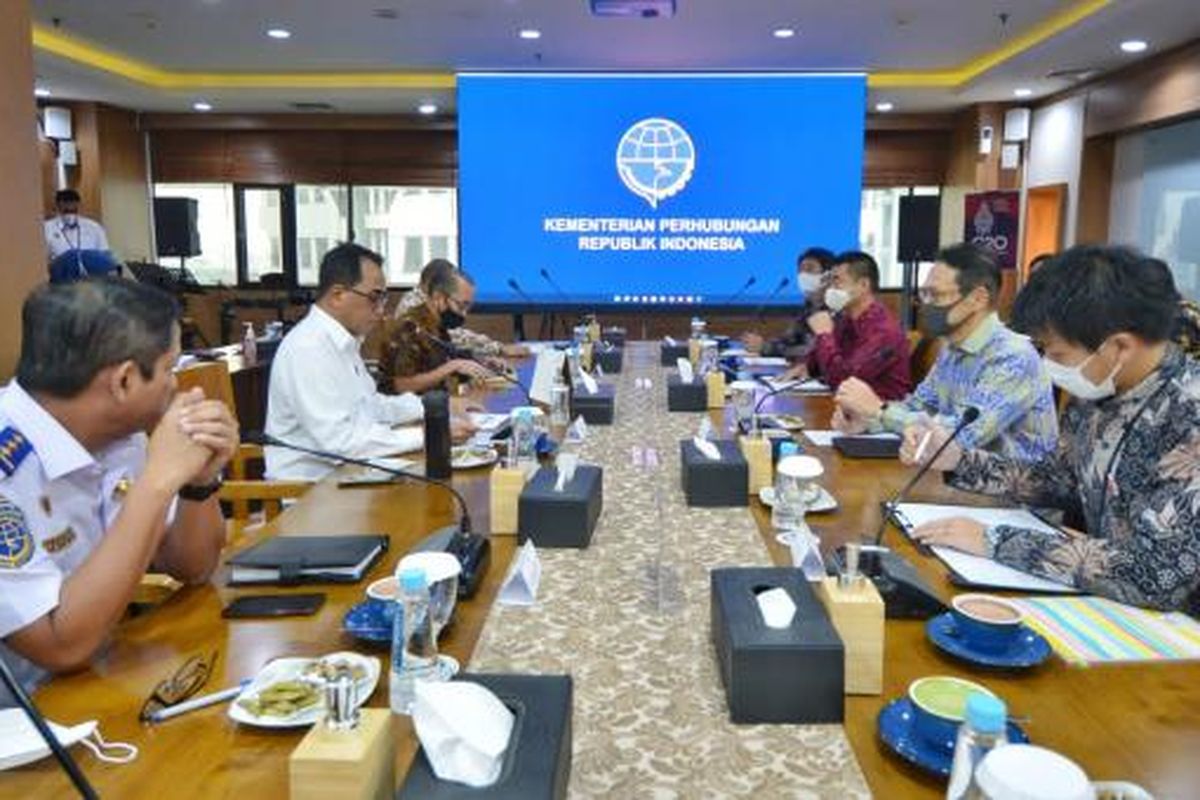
[{"x1": 222, "y1": 593, "x2": 326, "y2": 619}]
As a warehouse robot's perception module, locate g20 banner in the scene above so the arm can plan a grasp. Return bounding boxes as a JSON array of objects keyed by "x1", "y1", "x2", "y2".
[{"x1": 963, "y1": 191, "x2": 1020, "y2": 270}]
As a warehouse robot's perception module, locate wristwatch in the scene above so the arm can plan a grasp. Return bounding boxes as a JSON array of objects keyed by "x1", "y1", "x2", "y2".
[{"x1": 178, "y1": 476, "x2": 223, "y2": 502}]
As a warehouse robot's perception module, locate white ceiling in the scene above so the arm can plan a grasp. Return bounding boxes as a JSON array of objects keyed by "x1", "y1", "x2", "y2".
[{"x1": 29, "y1": 0, "x2": 1200, "y2": 115}]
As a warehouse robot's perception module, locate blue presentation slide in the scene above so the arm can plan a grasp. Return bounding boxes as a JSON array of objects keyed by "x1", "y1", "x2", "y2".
[{"x1": 458, "y1": 72, "x2": 866, "y2": 309}]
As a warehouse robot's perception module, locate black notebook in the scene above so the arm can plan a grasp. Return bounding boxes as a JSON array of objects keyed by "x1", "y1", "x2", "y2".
[
  {"x1": 226, "y1": 534, "x2": 388, "y2": 585},
  {"x1": 833, "y1": 435, "x2": 901, "y2": 459}
]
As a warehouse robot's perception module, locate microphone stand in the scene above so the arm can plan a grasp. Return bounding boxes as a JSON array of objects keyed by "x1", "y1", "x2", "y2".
[
  {"x1": 753, "y1": 278, "x2": 791, "y2": 321},
  {"x1": 727, "y1": 276, "x2": 757, "y2": 306},
  {"x1": 831, "y1": 408, "x2": 981, "y2": 619},
  {"x1": 419, "y1": 330, "x2": 534, "y2": 405},
  {"x1": 0, "y1": 657, "x2": 97, "y2": 799},
  {"x1": 539, "y1": 268, "x2": 572, "y2": 339},
  {"x1": 251, "y1": 433, "x2": 490, "y2": 598},
  {"x1": 506, "y1": 278, "x2": 534, "y2": 341}
]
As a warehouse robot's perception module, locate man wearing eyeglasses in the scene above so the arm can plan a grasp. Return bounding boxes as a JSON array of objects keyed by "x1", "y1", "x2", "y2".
[
  {"x1": 832, "y1": 242, "x2": 1058, "y2": 461},
  {"x1": 381, "y1": 268, "x2": 493, "y2": 395},
  {"x1": 265, "y1": 243, "x2": 475, "y2": 481}
]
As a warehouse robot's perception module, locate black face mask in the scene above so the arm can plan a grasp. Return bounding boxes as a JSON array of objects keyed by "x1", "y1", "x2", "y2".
[
  {"x1": 919, "y1": 298, "x2": 962, "y2": 338},
  {"x1": 440, "y1": 309, "x2": 466, "y2": 330}
]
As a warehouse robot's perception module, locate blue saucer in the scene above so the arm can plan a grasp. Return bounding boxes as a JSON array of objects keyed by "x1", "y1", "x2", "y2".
[
  {"x1": 342, "y1": 600, "x2": 393, "y2": 644},
  {"x1": 877, "y1": 697, "x2": 1029, "y2": 777},
  {"x1": 926, "y1": 612, "x2": 1053, "y2": 669}
]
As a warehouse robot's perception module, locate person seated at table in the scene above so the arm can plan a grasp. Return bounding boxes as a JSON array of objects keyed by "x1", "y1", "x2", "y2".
[
  {"x1": 382, "y1": 268, "x2": 494, "y2": 395},
  {"x1": 395, "y1": 258, "x2": 529, "y2": 360},
  {"x1": 832, "y1": 242, "x2": 1057, "y2": 461},
  {"x1": 0, "y1": 279, "x2": 235, "y2": 703},
  {"x1": 265, "y1": 243, "x2": 475, "y2": 481},
  {"x1": 740, "y1": 246, "x2": 835, "y2": 357},
  {"x1": 777, "y1": 250, "x2": 911, "y2": 399},
  {"x1": 901, "y1": 245, "x2": 1200, "y2": 613}
]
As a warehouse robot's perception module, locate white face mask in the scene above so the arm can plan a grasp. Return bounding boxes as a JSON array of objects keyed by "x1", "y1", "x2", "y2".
[
  {"x1": 824, "y1": 287, "x2": 852, "y2": 313},
  {"x1": 61, "y1": 213, "x2": 79, "y2": 228},
  {"x1": 797, "y1": 272, "x2": 824, "y2": 294},
  {"x1": 1042, "y1": 346, "x2": 1121, "y2": 401}
]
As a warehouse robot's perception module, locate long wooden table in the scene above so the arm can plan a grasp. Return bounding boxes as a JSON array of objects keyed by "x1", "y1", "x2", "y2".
[{"x1": 6, "y1": 342, "x2": 1199, "y2": 798}]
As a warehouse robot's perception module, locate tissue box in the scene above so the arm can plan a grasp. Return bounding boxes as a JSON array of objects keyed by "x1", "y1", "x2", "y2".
[
  {"x1": 518, "y1": 465, "x2": 603, "y2": 548},
  {"x1": 602, "y1": 327, "x2": 626, "y2": 346},
  {"x1": 711, "y1": 568, "x2": 844, "y2": 724},
  {"x1": 398, "y1": 673, "x2": 573, "y2": 800},
  {"x1": 661, "y1": 341, "x2": 690, "y2": 365},
  {"x1": 679, "y1": 439, "x2": 748, "y2": 507},
  {"x1": 594, "y1": 346, "x2": 623, "y2": 374},
  {"x1": 667, "y1": 374, "x2": 708, "y2": 412},
  {"x1": 569, "y1": 383, "x2": 615, "y2": 425}
]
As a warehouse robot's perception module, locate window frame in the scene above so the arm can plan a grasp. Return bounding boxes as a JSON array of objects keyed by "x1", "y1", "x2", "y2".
[{"x1": 233, "y1": 183, "x2": 297, "y2": 287}]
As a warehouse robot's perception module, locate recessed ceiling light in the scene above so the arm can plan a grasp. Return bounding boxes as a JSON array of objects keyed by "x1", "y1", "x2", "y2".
[
  {"x1": 773, "y1": 28, "x2": 796, "y2": 39},
  {"x1": 193, "y1": 101, "x2": 213, "y2": 112},
  {"x1": 34, "y1": 87, "x2": 51, "y2": 98},
  {"x1": 267, "y1": 28, "x2": 291, "y2": 39},
  {"x1": 1120, "y1": 39, "x2": 1148, "y2": 53},
  {"x1": 417, "y1": 103, "x2": 438, "y2": 115},
  {"x1": 1013, "y1": 87, "x2": 1033, "y2": 98},
  {"x1": 875, "y1": 101, "x2": 894, "y2": 112},
  {"x1": 519, "y1": 28, "x2": 541, "y2": 40}
]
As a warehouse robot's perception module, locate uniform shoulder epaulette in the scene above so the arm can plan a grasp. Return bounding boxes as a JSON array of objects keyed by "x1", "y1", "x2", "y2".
[{"x1": 0, "y1": 426, "x2": 32, "y2": 478}]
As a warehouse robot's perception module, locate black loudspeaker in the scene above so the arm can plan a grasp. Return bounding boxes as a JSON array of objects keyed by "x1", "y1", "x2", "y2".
[
  {"x1": 898, "y1": 195, "x2": 941, "y2": 263},
  {"x1": 154, "y1": 197, "x2": 201, "y2": 257}
]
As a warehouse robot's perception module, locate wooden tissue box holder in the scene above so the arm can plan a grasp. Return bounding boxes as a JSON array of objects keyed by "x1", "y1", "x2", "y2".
[{"x1": 815, "y1": 576, "x2": 884, "y2": 695}]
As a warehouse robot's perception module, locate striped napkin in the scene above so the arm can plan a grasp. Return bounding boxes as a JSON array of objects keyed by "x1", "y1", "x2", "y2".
[{"x1": 1013, "y1": 595, "x2": 1200, "y2": 666}]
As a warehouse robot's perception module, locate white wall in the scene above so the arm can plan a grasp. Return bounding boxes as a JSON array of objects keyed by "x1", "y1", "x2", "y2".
[
  {"x1": 1109, "y1": 116, "x2": 1200, "y2": 301},
  {"x1": 1024, "y1": 95, "x2": 1086, "y2": 247}
]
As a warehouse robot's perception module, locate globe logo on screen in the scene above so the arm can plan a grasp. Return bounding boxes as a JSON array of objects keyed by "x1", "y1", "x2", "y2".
[{"x1": 615, "y1": 118, "x2": 696, "y2": 209}]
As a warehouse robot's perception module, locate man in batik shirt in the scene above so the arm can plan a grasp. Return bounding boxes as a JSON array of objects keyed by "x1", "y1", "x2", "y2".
[{"x1": 901, "y1": 246, "x2": 1200, "y2": 613}]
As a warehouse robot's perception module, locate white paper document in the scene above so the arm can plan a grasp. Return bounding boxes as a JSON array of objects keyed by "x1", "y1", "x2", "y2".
[
  {"x1": 739, "y1": 356, "x2": 789, "y2": 367},
  {"x1": 468, "y1": 413, "x2": 509, "y2": 432},
  {"x1": 529, "y1": 349, "x2": 566, "y2": 405},
  {"x1": 892, "y1": 503, "x2": 1080, "y2": 594},
  {"x1": 764, "y1": 376, "x2": 831, "y2": 394},
  {"x1": 498, "y1": 539, "x2": 542, "y2": 606},
  {"x1": 803, "y1": 430, "x2": 900, "y2": 448}
]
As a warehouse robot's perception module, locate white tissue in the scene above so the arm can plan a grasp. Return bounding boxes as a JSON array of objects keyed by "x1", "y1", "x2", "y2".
[
  {"x1": 555, "y1": 453, "x2": 579, "y2": 491},
  {"x1": 397, "y1": 551, "x2": 462, "y2": 583},
  {"x1": 756, "y1": 587, "x2": 798, "y2": 629},
  {"x1": 579, "y1": 370, "x2": 599, "y2": 395},
  {"x1": 412, "y1": 680, "x2": 516, "y2": 788},
  {"x1": 693, "y1": 436, "x2": 721, "y2": 461},
  {"x1": 677, "y1": 357, "x2": 694, "y2": 384},
  {"x1": 664, "y1": 335, "x2": 678, "y2": 346}
]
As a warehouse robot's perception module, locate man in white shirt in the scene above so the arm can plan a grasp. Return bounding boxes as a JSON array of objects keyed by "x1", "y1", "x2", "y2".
[
  {"x1": 44, "y1": 189, "x2": 110, "y2": 262},
  {"x1": 1, "y1": 279, "x2": 235, "y2": 703},
  {"x1": 265, "y1": 243, "x2": 475, "y2": 481}
]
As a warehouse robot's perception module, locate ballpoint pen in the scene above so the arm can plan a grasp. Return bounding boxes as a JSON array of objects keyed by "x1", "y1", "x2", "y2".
[{"x1": 147, "y1": 679, "x2": 250, "y2": 723}]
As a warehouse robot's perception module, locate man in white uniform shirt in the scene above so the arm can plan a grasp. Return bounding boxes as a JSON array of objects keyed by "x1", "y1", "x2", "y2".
[
  {"x1": 44, "y1": 189, "x2": 110, "y2": 261},
  {"x1": 0, "y1": 280, "x2": 236, "y2": 704},
  {"x1": 265, "y1": 243, "x2": 475, "y2": 481}
]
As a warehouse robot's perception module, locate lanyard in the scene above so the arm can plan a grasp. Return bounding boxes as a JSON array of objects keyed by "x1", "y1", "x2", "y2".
[{"x1": 1096, "y1": 362, "x2": 1180, "y2": 525}]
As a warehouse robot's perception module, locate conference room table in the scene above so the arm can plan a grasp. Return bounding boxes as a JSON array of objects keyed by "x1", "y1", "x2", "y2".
[{"x1": 6, "y1": 342, "x2": 1199, "y2": 798}]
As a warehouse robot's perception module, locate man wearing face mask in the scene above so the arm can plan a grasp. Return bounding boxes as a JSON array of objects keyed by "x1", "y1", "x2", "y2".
[
  {"x1": 833, "y1": 242, "x2": 1057, "y2": 461},
  {"x1": 783, "y1": 250, "x2": 911, "y2": 398},
  {"x1": 740, "y1": 247, "x2": 835, "y2": 357},
  {"x1": 382, "y1": 267, "x2": 493, "y2": 395},
  {"x1": 44, "y1": 189, "x2": 110, "y2": 263},
  {"x1": 899, "y1": 246, "x2": 1200, "y2": 613}
]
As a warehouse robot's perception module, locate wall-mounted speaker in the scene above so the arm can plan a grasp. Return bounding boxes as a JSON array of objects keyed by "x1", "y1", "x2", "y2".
[
  {"x1": 154, "y1": 197, "x2": 201, "y2": 258},
  {"x1": 898, "y1": 195, "x2": 942, "y2": 263}
]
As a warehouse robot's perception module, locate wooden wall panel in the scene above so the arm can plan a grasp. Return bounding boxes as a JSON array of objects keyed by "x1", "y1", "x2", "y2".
[
  {"x1": 96, "y1": 105, "x2": 153, "y2": 261},
  {"x1": 1076, "y1": 134, "x2": 1115, "y2": 245},
  {"x1": 863, "y1": 130, "x2": 951, "y2": 187},
  {"x1": 0, "y1": 1, "x2": 50, "y2": 379},
  {"x1": 1084, "y1": 40, "x2": 1200, "y2": 138}
]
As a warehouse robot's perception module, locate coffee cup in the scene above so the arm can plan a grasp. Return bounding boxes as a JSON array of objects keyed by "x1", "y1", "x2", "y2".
[
  {"x1": 907, "y1": 675, "x2": 998, "y2": 746},
  {"x1": 951, "y1": 593, "x2": 1024, "y2": 653}
]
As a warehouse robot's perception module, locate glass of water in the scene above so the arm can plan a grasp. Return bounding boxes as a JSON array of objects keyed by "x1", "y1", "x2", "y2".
[{"x1": 729, "y1": 380, "x2": 758, "y2": 432}]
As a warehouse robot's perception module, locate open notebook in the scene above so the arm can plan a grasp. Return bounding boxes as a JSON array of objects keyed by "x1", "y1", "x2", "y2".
[{"x1": 891, "y1": 503, "x2": 1080, "y2": 594}]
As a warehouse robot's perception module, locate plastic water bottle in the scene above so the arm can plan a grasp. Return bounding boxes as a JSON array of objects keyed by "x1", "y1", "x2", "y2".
[
  {"x1": 511, "y1": 408, "x2": 537, "y2": 468},
  {"x1": 772, "y1": 442, "x2": 803, "y2": 529},
  {"x1": 241, "y1": 322, "x2": 258, "y2": 366},
  {"x1": 946, "y1": 693, "x2": 1009, "y2": 800},
  {"x1": 389, "y1": 567, "x2": 437, "y2": 715}
]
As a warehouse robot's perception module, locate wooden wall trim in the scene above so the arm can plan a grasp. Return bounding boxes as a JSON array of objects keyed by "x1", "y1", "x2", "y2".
[{"x1": 142, "y1": 113, "x2": 455, "y2": 132}]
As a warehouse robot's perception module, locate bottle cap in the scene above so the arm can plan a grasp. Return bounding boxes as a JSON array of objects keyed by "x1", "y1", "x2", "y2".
[
  {"x1": 779, "y1": 442, "x2": 800, "y2": 457},
  {"x1": 399, "y1": 567, "x2": 427, "y2": 592},
  {"x1": 964, "y1": 692, "x2": 1007, "y2": 734}
]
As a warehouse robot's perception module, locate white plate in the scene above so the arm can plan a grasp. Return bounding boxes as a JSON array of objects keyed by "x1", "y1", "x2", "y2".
[
  {"x1": 451, "y1": 446, "x2": 500, "y2": 469},
  {"x1": 758, "y1": 485, "x2": 838, "y2": 513},
  {"x1": 228, "y1": 652, "x2": 381, "y2": 729}
]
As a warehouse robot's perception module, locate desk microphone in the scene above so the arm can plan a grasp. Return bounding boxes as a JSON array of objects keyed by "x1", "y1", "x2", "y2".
[
  {"x1": 246, "y1": 432, "x2": 490, "y2": 597},
  {"x1": 418, "y1": 330, "x2": 534, "y2": 405},
  {"x1": 0, "y1": 658, "x2": 97, "y2": 799},
  {"x1": 539, "y1": 267, "x2": 570, "y2": 302},
  {"x1": 832, "y1": 406, "x2": 980, "y2": 619},
  {"x1": 728, "y1": 275, "x2": 757, "y2": 304},
  {"x1": 753, "y1": 277, "x2": 791, "y2": 319},
  {"x1": 507, "y1": 277, "x2": 535, "y2": 304}
]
